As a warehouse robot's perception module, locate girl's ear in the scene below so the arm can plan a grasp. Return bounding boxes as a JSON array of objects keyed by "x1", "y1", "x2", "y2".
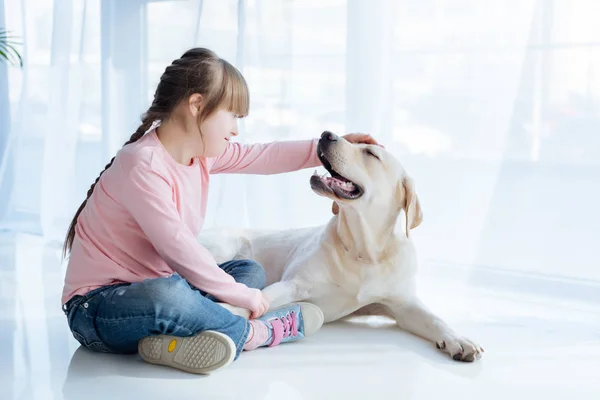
[{"x1": 189, "y1": 94, "x2": 204, "y2": 117}]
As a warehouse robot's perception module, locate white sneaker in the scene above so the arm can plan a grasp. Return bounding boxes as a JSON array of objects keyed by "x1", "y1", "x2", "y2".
[{"x1": 138, "y1": 330, "x2": 235, "y2": 374}]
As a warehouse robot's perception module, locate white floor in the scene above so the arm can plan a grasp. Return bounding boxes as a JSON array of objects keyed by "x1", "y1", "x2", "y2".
[{"x1": 1, "y1": 233, "x2": 599, "y2": 400}]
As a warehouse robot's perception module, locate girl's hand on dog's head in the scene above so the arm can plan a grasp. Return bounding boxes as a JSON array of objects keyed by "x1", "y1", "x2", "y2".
[{"x1": 343, "y1": 133, "x2": 384, "y2": 147}]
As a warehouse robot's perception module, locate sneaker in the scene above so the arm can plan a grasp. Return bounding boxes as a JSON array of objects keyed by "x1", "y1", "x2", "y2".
[
  {"x1": 138, "y1": 330, "x2": 235, "y2": 375},
  {"x1": 258, "y1": 302, "x2": 324, "y2": 347}
]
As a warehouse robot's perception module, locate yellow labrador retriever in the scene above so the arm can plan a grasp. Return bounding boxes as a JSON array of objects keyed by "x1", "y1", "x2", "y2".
[{"x1": 200, "y1": 131, "x2": 483, "y2": 362}]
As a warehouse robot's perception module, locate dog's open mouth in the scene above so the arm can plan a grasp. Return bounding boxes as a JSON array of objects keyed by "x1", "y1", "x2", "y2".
[{"x1": 310, "y1": 151, "x2": 364, "y2": 200}]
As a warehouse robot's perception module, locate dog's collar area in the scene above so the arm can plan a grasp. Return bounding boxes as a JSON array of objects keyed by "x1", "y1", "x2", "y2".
[
  {"x1": 336, "y1": 226, "x2": 401, "y2": 263},
  {"x1": 340, "y1": 241, "x2": 387, "y2": 263}
]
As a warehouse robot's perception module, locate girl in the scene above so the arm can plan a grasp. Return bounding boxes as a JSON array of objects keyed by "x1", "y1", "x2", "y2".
[{"x1": 61, "y1": 47, "x2": 379, "y2": 375}]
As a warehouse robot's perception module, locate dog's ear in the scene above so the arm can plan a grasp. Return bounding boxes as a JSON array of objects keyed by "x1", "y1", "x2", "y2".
[
  {"x1": 399, "y1": 176, "x2": 423, "y2": 238},
  {"x1": 332, "y1": 201, "x2": 339, "y2": 215}
]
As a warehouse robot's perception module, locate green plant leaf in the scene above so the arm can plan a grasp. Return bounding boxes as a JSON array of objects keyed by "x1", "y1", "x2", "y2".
[
  {"x1": 0, "y1": 45, "x2": 22, "y2": 66},
  {"x1": 0, "y1": 49, "x2": 15, "y2": 65},
  {"x1": 0, "y1": 27, "x2": 23, "y2": 67}
]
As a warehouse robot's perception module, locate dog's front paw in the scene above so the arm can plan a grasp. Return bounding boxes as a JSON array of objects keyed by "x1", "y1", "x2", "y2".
[{"x1": 436, "y1": 336, "x2": 484, "y2": 362}]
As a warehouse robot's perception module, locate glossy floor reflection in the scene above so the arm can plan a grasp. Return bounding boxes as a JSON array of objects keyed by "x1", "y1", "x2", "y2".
[{"x1": 1, "y1": 233, "x2": 599, "y2": 400}]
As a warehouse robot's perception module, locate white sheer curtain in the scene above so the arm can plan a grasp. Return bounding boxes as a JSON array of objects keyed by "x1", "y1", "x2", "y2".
[{"x1": 2, "y1": 0, "x2": 600, "y2": 289}]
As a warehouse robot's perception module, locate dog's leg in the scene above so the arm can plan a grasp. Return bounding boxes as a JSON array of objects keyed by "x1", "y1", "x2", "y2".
[
  {"x1": 216, "y1": 303, "x2": 251, "y2": 319},
  {"x1": 383, "y1": 297, "x2": 484, "y2": 362},
  {"x1": 262, "y1": 280, "x2": 309, "y2": 311},
  {"x1": 215, "y1": 280, "x2": 309, "y2": 319}
]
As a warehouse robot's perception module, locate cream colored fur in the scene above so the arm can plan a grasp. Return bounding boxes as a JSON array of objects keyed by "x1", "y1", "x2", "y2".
[{"x1": 199, "y1": 134, "x2": 483, "y2": 362}]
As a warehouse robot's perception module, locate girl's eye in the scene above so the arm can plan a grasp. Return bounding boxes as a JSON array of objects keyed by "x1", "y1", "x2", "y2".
[{"x1": 364, "y1": 148, "x2": 380, "y2": 160}]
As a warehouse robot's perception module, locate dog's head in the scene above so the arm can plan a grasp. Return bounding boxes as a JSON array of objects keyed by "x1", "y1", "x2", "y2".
[{"x1": 310, "y1": 131, "x2": 423, "y2": 237}]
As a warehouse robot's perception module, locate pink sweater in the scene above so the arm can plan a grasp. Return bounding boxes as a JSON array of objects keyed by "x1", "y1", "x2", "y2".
[{"x1": 62, "y1": 130, "x2": 320, "y2": 312}]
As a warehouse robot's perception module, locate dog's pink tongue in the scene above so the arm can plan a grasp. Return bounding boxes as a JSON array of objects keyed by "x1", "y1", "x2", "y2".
[{"x1": 327, "y1": 177, "x2": 355, "y2": 191}]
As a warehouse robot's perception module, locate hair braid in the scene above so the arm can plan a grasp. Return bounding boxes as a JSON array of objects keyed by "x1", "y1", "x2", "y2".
[{"x1": 62, "y1": 47, "x2": 249, "y2": 258}]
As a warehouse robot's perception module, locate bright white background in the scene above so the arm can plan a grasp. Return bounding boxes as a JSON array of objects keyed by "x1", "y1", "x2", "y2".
[
  {"x1": 1, "y1": 1, "x2": 600, "y2": 399},
  {"x1": 3, "y1": 0, "x2": 600, "y2": 282}
]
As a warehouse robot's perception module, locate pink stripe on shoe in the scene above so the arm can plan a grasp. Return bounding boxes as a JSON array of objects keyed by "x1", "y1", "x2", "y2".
[
  {"x1": 268, "y1": 312, "x2": 298, "y2": 347},
  {"x1": 268, "y1": 319, "x2": 284, "y2": 347}
]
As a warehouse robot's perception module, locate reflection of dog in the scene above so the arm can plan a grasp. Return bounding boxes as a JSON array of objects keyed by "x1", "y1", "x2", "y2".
[{"x1": 201, "y1": 131, "x2": 483, "y2": 362}]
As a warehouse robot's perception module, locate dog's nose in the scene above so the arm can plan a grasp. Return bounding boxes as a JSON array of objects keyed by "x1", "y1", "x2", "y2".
[{"x1": 321, "y1": 131, "x2": 338, "y2": 142}]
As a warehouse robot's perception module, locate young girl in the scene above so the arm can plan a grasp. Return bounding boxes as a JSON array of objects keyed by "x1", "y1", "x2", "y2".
[{"x1": 61, "y1": 47, "x2": 379, "y2": 375}]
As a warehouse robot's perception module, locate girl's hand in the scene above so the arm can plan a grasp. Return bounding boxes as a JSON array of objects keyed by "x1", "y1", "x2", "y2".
[
  {"x1": 250, "y1": 292, "x2": 270, "y2": 319},
  {"x1": 342, "y1": 133, "x2": 383, "y2": 147}
]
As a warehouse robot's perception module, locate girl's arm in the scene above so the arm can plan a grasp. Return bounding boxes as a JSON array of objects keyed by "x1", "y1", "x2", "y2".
[
  {"x1": 116, "y1": 160, "x2": 262, "y2": 312},
  {"x1": 209, "y1": 139, "x2": 320, "y2": 174},
  {"x1": 209, "y1": 133, "x2": 380, "y2": 175}
]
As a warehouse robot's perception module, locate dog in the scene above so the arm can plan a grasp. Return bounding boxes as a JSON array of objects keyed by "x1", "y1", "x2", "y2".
[{"x1": 200, "y1": 131, "x2": 483, "y2": 362}]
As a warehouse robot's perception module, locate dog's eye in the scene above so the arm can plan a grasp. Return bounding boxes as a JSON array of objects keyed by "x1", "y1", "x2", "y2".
[{"x1": 364, "y1": 148, "x2": 380, "y2": 160}]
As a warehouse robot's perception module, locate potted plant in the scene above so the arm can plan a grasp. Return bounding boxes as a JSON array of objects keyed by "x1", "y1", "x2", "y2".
[{"x1": 0, "y1": 28, "x2": 22, "y2": 67}]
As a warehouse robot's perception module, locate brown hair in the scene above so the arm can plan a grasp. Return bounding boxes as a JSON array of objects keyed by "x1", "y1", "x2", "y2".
[{"x1": 62, "y1": 47, "x2": 249, "y2": 257}]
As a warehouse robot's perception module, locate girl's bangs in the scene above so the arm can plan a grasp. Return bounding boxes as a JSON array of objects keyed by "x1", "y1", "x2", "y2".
[{"x1": 221, "y1": 61, "x2": 249, "y2": 117}]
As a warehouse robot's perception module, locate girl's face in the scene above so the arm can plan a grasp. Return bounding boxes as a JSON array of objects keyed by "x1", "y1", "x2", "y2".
[{"x1": 198, "y1": 108, "x2": 239, "y2": 157}]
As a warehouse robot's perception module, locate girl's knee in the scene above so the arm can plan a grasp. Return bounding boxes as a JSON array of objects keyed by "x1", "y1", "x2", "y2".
[
  {"x1": 238, "y1": 260, "x2": 266, "y2": 290},
  {"x1": 142, "y1": 275, "x2": 198, "y2": 315}
]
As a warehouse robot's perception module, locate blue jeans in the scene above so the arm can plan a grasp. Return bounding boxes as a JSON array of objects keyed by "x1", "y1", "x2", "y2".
[{"x1": 63, "y1": 260, "x2": 266, "y2": 360}]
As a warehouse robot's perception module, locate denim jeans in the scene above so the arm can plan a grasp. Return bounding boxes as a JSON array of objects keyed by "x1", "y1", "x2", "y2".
[{"x1": 63, "y1": 259, "x2": 266, "y2": 360}]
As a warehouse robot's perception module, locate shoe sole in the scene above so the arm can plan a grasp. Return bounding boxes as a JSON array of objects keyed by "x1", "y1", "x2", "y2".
[
  {"x1": 296, "y1": 302, "x2": 324, "y2": 336},
  {"x1": 138, "y1": 331, "x2": 235, "y2": 375}
]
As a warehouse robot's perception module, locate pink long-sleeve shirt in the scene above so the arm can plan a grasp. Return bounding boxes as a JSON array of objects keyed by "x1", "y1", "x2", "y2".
[{"x1": 62, "y1": 129, "x2": 320, "y2": 312}]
